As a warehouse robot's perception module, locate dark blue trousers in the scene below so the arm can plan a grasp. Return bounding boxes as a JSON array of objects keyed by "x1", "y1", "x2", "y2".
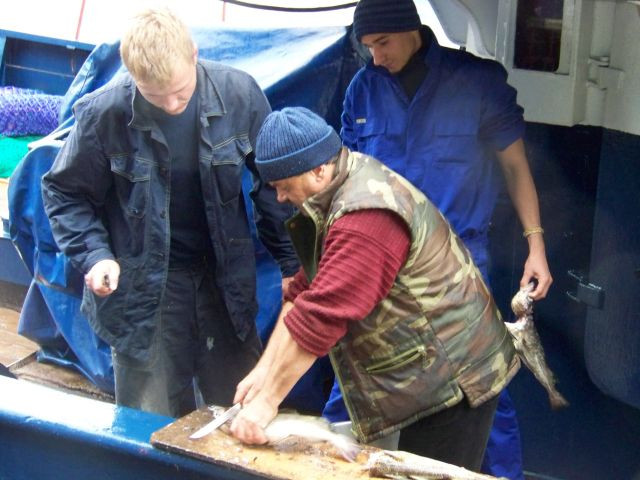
[{"x1": 112, "y1": 261, "x2": 262, "y2": 417}]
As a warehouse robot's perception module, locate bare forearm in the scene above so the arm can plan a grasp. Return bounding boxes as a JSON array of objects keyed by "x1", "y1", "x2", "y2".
[
  {"x1": 255, "y1": 329, "x2": 317, "y2": 409},
  {"x1": 498, "y1": 139, "x2": 553, "y2": 298},
  {"x1": 230, "y1": 328, "x2": 317, "y2": 445},
  {"x1": 498, "y1": 139, "x2": 542, "y2": 232},
  {"x1": 256, "y1": 301, "x2": 294, "y2": 370}
]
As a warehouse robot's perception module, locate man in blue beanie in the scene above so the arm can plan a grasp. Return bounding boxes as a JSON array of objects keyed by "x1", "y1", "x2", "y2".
[
  {"x1": 229, "y1": 107, "x2": 520, "y2": 474},
  {"x1": 324, "y1": 0, "x2": 555, "y2": 478}
]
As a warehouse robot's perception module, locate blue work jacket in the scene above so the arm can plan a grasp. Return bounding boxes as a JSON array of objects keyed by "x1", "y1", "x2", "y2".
[
  {"x1": 42, "y1": 60, "x2": 298, "y2": 361},
  {"x1": 341, "y1": 27, "x2": 525, "y2": 244}
]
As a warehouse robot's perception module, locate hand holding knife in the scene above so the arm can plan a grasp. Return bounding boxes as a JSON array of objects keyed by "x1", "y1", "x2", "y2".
[{"x1": 190, "y1": 403, "x2": 242, "y2": 439}]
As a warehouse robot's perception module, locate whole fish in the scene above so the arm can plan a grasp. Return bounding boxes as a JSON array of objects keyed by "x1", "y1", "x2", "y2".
[
  {"x1": 264, "y1": 412, "x2": 362, "y2": 462},
  {"x1": 215, "y1": 408, "x2": 361, "y2": 462},
  {"x1": 366, "y1": 450, "x2": 506, "y2": 479},
  {"x1": 506, "y1": 283, "x2": 569, "y2": 409}
]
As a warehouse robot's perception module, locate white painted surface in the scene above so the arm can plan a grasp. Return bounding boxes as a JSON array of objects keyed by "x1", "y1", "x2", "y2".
[
  {"x1": 602, "y1": 2, "x2": 640, "y2": 135},
  {"x1": 494, "y1": 0, "x2": 640, "y2": 134},
  {"x1": 0, "y1": 0, "x2": 453, "y2": 47}
]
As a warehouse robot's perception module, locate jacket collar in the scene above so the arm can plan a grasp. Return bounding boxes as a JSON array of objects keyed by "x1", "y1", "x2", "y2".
[{"x1": 302, "y1": 148, "x2": 351, "y2": 219}]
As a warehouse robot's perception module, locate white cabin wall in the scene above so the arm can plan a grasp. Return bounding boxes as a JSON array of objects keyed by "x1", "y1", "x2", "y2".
[
  {"x1": 495, "y1": 0, "x2": 595, "y2": 127},
  {"x1": 492, "y1": 0, "x2": 639, "y2": 135},
  {"x1": 601, "y1": 2, "x2": 640, "y2": 135}
]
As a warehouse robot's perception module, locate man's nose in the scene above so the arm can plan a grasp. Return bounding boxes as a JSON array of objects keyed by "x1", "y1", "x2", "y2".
[
  {"x1": 163, "y1": 96, "x2": 180, "y2": 112},
  {"x1": 276, "y1": 191, "x2": 287, "y2": 203},
  {"x1": 370, "y1": 48, "x2": 383, "y2": 66}
]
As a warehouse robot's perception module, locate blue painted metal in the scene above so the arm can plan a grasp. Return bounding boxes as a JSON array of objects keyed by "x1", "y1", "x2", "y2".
[
  {"x1": 0, "y1": 375, "x2": 266, "y2": 479},
  {"x1": 0, "y1": 232, "x2": 30, "y2": 285},
  {"x1": 0, "y1": 30, "x2": 93, "y2": 95},
  {"x1": 0, "y1": 30, "x2": 94, "y2": 289},
  {"x1": 490, "y1": 123, "x2": 640, "y2": 479}
]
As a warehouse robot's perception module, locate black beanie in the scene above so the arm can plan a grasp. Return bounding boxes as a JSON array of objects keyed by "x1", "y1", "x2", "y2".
[{"x1": 353, "y1": 0, "x2": 421, "y2": 41}]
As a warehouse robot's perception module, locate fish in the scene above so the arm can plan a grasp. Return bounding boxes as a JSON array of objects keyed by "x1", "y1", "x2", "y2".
[
  {"x1": 214, "y1": 408, "x2": 362, "y2": 462},
  {"x1": 366, "y1": 450, "x2": 506, "y2": 479},
  {"x1": 505, "y1": 283, "x2": 569, "y2": 409},
  {"x1": 263, "y1": 412, "x2": 362, "y2": 462}
]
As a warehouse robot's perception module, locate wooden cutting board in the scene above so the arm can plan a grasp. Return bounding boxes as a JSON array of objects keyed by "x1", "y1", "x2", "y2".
[{"x1": 150, "y1": 408, "x2": 385, "y2": 480}]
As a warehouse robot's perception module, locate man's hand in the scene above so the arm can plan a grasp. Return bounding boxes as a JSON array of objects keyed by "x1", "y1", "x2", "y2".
[
  {"x1": 281, "y1": 275, "x2": 294, "y2": 297},
  {"x1": 521, "y1": 239, "x2": 552, "y2": 300},
  {"x1": 234, "y1": 364, "x2": 270, "y2": 405},
  {"x1": 230, "y1": 395, "x2": 277, "y2": 445},
  {"x1": 85, "y1": 259, "x2": 120, "y2": 297}
]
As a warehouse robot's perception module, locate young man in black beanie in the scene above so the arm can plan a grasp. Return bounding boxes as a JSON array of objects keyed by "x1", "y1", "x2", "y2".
[
  {"x1": 326, "y1": 0, "x2": 554, "y2": 479},
  {"x1": 229, "y1": 107, "x2": 519, "y2": 474}
]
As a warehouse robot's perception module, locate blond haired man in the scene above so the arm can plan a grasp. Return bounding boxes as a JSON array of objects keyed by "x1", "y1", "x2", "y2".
[{"x1": 42, "y1": 8, "x2": 298, "y2": 417}]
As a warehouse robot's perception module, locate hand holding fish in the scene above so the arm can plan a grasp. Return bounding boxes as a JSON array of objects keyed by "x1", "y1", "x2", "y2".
[
  {"x1": 230, "y1": 395, "x2": 278, "y2": 445},
  {"x1": 521, "y1": 240, "x2": 553, "y2": 300},
  {"x1": 85, "y1": 259, "x2": 120, "y2": 297}
]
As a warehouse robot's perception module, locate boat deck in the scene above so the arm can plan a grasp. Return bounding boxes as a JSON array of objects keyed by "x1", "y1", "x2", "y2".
[
  {"x1": 0, "y1": 305, "x2": 36, "y2": 367},
  {"x1": 0, "y1": 289, "x2": 113, "y2": 402}
]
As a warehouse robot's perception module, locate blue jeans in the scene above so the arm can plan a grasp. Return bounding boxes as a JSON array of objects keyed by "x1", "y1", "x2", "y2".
[{"x1": 112, "y1": 260, "x2": 262, "y2": 417}]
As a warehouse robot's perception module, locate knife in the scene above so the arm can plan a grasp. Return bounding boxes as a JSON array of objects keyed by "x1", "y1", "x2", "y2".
[{"x1": 190, "y1": 403, "x2": 242, "y2": 439}]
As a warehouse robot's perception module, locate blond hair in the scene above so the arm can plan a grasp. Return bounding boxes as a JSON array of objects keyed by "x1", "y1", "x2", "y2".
[{"x1": 120, "y1": 8, "x2": 195, "y2": 86}]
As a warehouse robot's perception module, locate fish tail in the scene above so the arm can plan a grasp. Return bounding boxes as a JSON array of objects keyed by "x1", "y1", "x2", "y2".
[
  {"x1": 549, "y1": 391, "x2": 570, "y2": 409},
  {"x1": 331, "y1": 434, "x2": 362, "y2": 462}
]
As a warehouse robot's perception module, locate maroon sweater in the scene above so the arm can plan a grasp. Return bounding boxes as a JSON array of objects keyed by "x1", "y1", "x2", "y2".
[{"x1": 283, "y1": 209, "x2": 410, "y2": 357}]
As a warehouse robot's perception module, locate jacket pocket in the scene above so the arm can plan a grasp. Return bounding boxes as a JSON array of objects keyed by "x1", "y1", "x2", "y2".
[
  {"x1": 432, "y1": 119, "x2": 479, "y2": 165},
  {"x1": 109, "y1": 155, "x2": 151, "y2": 256},
  {"x1": 365, "y1": 344, "x2": 433, "y2": 375},
  {"x1": 354, "y1": 116, "x2": 405, "y2": 167},
  {"x1": 109, "y1": 154, "x2": 151, "y2": 218},
  {"x1": 210, "y1": 135, "x2": 250, "y2": 204},
  {"x1": 357, "y1": 339, "x2": 460, "y2": 431}
]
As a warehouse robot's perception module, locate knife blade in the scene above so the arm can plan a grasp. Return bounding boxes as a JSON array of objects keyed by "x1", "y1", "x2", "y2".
[{"x1": 190, "y1": 403, "x2": 241, "y2": 439}]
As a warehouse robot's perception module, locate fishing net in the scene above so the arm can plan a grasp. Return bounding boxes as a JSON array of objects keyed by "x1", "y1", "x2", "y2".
[{"x1": 0, "y1": 86, "x2": 62, "y2": 137}]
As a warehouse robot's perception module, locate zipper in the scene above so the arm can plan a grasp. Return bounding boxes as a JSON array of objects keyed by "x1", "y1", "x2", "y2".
[{"x1": 366, "y1": 345, "x2": 429, "y2": 375}]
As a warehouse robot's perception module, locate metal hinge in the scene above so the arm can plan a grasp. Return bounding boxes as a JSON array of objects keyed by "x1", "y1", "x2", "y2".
[
  {"x1": 566, "y1": 269, "x2": 605, "y2": 309},
  {"x1": 586, "y1": 56, "x2": 624, "y2": 91}
]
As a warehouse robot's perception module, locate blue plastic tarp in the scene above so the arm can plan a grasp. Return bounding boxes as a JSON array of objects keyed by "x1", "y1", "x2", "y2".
[{"x1": 9, "y1": 26, "x2": 363, "y2": 412}]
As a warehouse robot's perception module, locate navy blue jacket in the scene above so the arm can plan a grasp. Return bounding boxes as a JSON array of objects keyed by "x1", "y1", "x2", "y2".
[{"x1": 42, "y1": 60, "x2": 298, "y2": 360}]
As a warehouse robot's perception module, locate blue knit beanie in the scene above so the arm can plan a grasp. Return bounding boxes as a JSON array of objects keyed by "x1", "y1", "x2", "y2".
[
  {"x1": 353, "y1": 0, "x2": 421, "y2": 41},
  {"x1": 255, "y1": 107, "x2": 342, "y2": 183}
]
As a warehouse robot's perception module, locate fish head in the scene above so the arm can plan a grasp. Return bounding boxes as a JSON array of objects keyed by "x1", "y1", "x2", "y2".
[{"x1": 511, "y1": 283, "x2": 534, "y2": 317}]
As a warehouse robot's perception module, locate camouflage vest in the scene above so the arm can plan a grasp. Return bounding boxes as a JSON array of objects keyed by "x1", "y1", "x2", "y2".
[{"x1": 286, "y1": 149, "x2": 519, "y2": 443}]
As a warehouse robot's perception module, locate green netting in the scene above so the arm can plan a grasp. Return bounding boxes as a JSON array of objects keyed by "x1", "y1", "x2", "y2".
[{"x1": 0, "y1": 135, "x2": 42, "y2": 178}]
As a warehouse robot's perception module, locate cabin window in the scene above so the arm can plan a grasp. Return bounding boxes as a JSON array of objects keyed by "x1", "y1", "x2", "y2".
[{"x1": 514, "y1": 0, "x2": 565, "y2": 72}]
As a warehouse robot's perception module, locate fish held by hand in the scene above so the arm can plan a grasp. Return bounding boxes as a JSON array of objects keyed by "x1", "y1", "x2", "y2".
[
  {"x1": 507, "y1": 283, "x2": 569, "y2": 409},
  {"x1": 264, "y1": 413, "x2": 362, "y2": 462}
]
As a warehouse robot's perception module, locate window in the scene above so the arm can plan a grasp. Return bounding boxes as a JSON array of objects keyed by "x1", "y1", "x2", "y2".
[{"x1": 514, "y1": 0, "x2": 564, "y2": 72}]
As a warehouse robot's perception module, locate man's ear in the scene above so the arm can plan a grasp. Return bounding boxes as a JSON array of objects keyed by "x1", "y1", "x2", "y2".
[
  {"x1": 192, "y1": 44, "x2": 198, "y2": 65},
  {"x1": 311, "y1": 165, "x2": 325, "y2": 181}
]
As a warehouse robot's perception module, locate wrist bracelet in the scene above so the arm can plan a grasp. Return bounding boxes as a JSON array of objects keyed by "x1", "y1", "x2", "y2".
[{"x1": 523, "y1": 226, "x2": 544, "y2": 238}]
